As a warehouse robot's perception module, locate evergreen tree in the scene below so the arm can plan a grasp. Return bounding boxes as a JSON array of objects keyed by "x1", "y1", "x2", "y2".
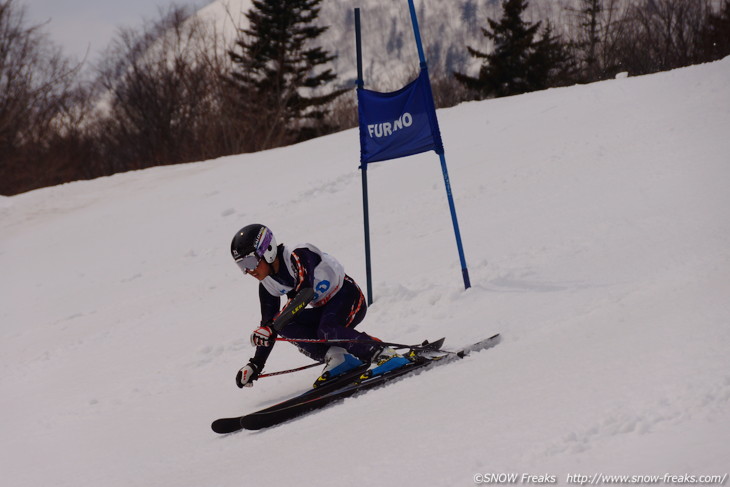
[
  {"x1": 227, "y1": 0, "x2": 345, "y2": 150},
  {"x1": 454, "y1": 0, "x2": 541, "y2": 98},
  {"x1": 529, "y1": 21, "x2": 578, "y2": 90}
]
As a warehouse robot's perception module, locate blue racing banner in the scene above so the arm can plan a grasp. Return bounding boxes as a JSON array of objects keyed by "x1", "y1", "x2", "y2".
[{"x1": 358, "y1": 68, "x2": 444, "y2": 164}]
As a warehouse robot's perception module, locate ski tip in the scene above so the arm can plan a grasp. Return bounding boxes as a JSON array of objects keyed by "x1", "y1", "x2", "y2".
[
  {"x1": 420, "y1": 337, "x2": 446, "y2": 350},
  {"x1": 211, "y1": 417, "x2": 245, "y2": 435},
  {"x1": 456, "y1": 334, "x2": 502, "y2": 359},
  {"x1": 480, "y1": 333, "x2": 502, "y2": 348}
]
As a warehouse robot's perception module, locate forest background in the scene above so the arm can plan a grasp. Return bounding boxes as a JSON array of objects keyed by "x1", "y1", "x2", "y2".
[{"x1": 1, "y1": 0, "x2": 729, "y2": 195}]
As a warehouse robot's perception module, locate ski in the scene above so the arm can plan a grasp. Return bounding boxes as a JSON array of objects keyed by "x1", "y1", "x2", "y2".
[
  {"x1": 211, "y1": 335, "x2": 499, "y2": 434},
  {"x1": 211, "y1": 359, "x2": 372, "y2": 434},
  {"x1": 240, "y1": 334, "x2": 500, "y2": 431},
  {"x1": 211, "y1": 337, "x2": 445, "y2": 434}
]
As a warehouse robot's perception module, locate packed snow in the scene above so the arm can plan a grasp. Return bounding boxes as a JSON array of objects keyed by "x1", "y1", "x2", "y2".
[{"x1": 1, "y1": 58, "x2": 729, "y2": 487}]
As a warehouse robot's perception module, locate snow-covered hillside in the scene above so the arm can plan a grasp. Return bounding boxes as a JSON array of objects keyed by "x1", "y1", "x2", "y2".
[{"x1": 2, "y1": 59, "x2": 729, "y2": 486}]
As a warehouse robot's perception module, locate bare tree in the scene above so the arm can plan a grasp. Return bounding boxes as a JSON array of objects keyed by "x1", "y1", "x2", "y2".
[
  {"x1": 697, "y1": 0, "x2": 730, "y2": 62},
  {"x1": 93, "y1": 5, "x2": 234, "y2": 174},
  {"x1": 0, "y1": 0, "x2": 81, "y2": 194},
  {"x1": 572, "y1": 0, "x2": 603, "y2": 80},
  {"x1": 614, "y1": 0, "x2": 713, "y2": 75},
  {"x1": 565, "y1": 0, "x2": 630, "y2": 81}
]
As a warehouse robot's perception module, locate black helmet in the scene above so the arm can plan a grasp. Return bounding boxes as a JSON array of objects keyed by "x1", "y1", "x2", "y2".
[{"x1": 231, "y1": 224, "x2": 277, "y2": 271}]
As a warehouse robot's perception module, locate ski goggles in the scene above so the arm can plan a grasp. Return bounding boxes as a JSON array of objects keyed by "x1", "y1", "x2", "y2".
[{"x1": 235, "y1": 253, "x2": 261, "y2": 272}]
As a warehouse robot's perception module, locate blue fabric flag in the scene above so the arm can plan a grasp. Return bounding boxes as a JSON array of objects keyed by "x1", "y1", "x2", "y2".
[{"x1": 358, "y1": 68, "x2": 444, "y2": 164}]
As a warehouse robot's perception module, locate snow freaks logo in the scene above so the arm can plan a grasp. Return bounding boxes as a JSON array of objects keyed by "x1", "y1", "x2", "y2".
[
  {"x1": 473, "y1": 472, "x2": 729, "y2": 485},
  {"x1": 366, "y1": 112, "x2": 413, "y2": 139},
  {"x1": 474, "y1": 473, "x2": 557, "y2": 484}
]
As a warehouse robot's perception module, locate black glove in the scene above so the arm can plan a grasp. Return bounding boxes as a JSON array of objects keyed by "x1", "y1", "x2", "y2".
[{"x1": 236, "y1": 360, "x2": 262, "y2": 388}]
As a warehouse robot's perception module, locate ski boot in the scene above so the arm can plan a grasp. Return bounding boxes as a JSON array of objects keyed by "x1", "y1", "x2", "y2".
[
  {"x1": 360, "y1": 346, "x2": 412, "y2": 380},
  {"x1": 313, "y1": 347, "x2": 365, "y2": 388}
]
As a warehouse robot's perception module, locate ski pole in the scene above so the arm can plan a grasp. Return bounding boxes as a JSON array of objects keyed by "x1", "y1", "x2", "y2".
[
  {"x1": 274, "y1": 336, "x2": 445, "y2": 352},
  {"x1": 259, "y1": 361, "x2": 323, "y2": 378},
  {"x1": 275, "y1": 336, "x2": 409, "y2": 349},
  {"x1": 259, "y1": 337, "x2": 449, "y2": 378}
]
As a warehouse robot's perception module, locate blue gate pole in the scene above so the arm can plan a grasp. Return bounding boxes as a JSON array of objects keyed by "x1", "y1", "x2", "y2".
[
  {"x1": 406, "y1": 0, "x2": 471, "y2": 289},
  {"x1": 438, "y1": 152, "x2": 471, "y2": 289},
  {"x1": 355, "y1": 8, "x2": 374, "y2": 305}
]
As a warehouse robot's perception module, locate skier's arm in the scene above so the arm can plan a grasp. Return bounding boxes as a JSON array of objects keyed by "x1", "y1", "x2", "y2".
[
  {"x1": 249, "y1": 284, "x2": 280, "y2": 367},
  {"x1": 247, "y1": 290, "x2": 314, "y2": 376},
  {"x1": 249, "y1": 249, "x2": 318, "y2": 365},
  {"x1": 259, "y1": 283, "x2": 280, "y2": 325}
]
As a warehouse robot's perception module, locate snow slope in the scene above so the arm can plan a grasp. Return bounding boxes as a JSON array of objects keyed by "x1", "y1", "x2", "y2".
[{"x1": 2, "y1": 58, "x2": 730, "y2": 486}]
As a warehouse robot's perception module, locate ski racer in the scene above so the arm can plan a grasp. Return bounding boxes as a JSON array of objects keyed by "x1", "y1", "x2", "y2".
[{"x1": 230, "y1": 224, "x2": 410, "y2": 389}]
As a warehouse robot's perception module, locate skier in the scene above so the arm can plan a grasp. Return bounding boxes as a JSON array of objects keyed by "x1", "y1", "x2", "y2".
[{"x1": 231, "y1": 224, "x2": 410, "y2": 389}]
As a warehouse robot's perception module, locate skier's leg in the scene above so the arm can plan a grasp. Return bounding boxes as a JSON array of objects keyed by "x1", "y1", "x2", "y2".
[
  {"x1": 317, "y1": 276, "x2": 410, "y2": 378},
  {"x1": 279, "y1": 308, "x2": 327, "y2": 361},
  {"x1": 316, "y1": 276, "x2": 378, "y2": 361}
]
